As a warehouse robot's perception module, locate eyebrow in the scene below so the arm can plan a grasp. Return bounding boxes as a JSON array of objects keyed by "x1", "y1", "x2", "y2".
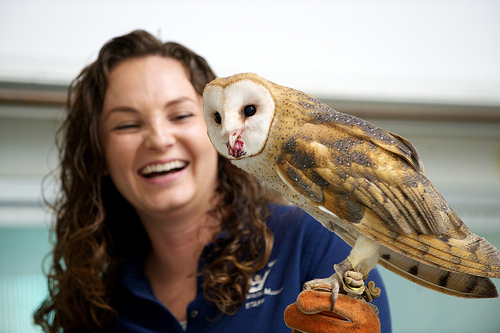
[
  {"x1": 165, "y1": 96, "x2": 197, "y2": 108},
  {"x1": 104, "y1": 96, "x2": 198, "y2": 119}
]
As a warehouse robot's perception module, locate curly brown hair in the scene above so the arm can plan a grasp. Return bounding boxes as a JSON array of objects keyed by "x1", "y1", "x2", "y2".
[{"x1": 34, "y1": 30, "x2": 280, "y2": 332}]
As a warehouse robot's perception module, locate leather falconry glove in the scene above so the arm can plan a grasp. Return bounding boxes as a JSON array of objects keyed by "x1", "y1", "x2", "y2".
[{"x1": 284, "y1": 282, "x2": 381, "y2": 333}]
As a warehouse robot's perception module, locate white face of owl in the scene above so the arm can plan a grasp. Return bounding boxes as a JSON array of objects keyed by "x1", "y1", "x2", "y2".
[{"x1": 203, "y1": 78, "x2": 275, "y2": 159}]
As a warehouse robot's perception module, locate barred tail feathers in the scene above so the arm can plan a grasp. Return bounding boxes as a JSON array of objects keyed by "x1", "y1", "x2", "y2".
[{"x1": 377, "y1": 247, "x2": 498, "y2": 298}]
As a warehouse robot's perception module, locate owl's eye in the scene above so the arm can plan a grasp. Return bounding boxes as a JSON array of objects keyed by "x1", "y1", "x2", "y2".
[
  {"x1": 243, "y1": 105, "x2": 257, "y2": 118},
  {"x1": 214, "y1": 112, "x2": 222, "y2": 124}
]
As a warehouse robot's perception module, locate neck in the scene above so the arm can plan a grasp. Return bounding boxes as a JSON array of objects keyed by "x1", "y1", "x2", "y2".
[
  {"x1": 141, "y1": 206, "x2": 221, "y2": 322},
  {"x1": 142, "y1": 204, "x2": 220, "y2": 275}
]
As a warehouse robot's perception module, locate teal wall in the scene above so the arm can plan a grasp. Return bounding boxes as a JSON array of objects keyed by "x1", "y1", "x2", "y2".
[{"x1": 0, "y1": 228, "x2": 51, "y2": 333}]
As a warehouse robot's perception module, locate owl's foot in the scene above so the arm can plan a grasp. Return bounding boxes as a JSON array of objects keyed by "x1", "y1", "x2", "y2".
[
  {"x1": 303, "y1": 258, "x2": 382, "y2": 313},
  {"x1": 334, "y1": 258, "x2": 382, "y2": 303},
  {"x1": 302, "y1": 268, "x2": 363, "y2": 312},
  {"x1": 333, "y1": 258, "x2": 365, "y2": 298}
]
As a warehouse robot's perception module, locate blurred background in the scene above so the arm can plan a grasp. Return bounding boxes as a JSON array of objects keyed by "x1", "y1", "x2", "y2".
[{"x1": 1, "y1": 0, "x2": 499, "y2": 332}]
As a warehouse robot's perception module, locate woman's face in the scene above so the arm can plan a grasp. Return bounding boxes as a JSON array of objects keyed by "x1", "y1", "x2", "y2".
[{"x1": 100, "y1": 56, "x2": 219, "y2": 222}]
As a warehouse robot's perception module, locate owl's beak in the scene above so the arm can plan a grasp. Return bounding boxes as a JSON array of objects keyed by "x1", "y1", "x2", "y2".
[
  {"x1": 228, "y1": 130, "x2": 243, "y2": 150},
  {"x1": 227, "y1": 129, "x2": 245, "y2": 158}
]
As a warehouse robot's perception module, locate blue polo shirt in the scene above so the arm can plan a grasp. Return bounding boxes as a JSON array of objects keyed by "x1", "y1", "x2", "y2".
[{"x1": 107, "y1": 205, "x2": 392, "y2": 332}]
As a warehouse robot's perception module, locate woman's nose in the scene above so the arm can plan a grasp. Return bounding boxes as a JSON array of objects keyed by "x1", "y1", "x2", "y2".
[{"x1": 144, "y1": 121, "x2": 176, "y2": 151}]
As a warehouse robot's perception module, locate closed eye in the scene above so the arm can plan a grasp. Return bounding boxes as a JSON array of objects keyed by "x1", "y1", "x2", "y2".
[
  {"x1": 171, "y1": 113, "x2": 193, "y2": 122},
  {"x1": 114, "y1": 123, "x2": 140, "y2": 131}
]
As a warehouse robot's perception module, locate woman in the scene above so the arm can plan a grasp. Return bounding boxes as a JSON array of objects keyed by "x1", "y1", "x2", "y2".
[{"x1": 34, "y1": 30, "x2": 391, "y2": 332}]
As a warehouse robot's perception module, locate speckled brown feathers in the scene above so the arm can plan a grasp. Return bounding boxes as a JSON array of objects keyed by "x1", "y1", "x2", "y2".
[{"x1": 203, "y1": 73, "x2": 500, "y2": 298}]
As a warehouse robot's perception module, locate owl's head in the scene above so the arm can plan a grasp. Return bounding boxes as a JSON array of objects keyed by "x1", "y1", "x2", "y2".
[{"x1": 203, "y1": 73, "x2": 276, "y2": 160}]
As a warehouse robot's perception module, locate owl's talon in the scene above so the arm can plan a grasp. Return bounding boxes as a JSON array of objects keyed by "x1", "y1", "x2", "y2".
[{"x1": 303, "y1": 275, "x2": 341, "y2": 312}]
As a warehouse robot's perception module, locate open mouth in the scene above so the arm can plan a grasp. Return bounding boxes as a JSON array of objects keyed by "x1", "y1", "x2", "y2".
[{"x1": 139, "y1": 160, "x2": 188, "y2": 178}]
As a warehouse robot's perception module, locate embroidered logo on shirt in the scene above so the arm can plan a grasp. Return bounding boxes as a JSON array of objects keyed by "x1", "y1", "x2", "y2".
[{"x1": 245, "y1": 259, "x2": 283, "y2": 309}]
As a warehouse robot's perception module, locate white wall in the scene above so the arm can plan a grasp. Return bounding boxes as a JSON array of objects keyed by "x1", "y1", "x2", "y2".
[{"x1": 1, "y1": 0, "x2": 499, "y2": 105}]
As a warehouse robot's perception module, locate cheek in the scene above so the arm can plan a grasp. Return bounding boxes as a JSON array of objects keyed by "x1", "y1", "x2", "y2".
[
  {"x1": 192, "y1": 136, "x2": 218, "y2": 163},
  {"x1": 184, "y1": 119, "x2": 216, "y2": 151},
  {"x1": 101, "y1": 135, "x2": 138, "y2": 175},
  {"x1": 196, "y1": 139, "x2": 219, "y2": 187},
  {"x1": 187, "y1": 127, "x2": 219, "y2": 174}
]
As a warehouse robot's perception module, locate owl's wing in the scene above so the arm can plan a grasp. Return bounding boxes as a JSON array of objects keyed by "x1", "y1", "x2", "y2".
[
  {"x1": 277, "y1": 119, "x2": 451, "y2": 235},
  {"x1": 275, "y1": 110, "x2": 500, "y2": 284}
]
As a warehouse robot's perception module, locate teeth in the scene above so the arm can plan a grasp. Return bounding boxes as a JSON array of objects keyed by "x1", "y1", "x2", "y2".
[{"x1": 141, "y1": 160, "x2": 187, "y2": 175}]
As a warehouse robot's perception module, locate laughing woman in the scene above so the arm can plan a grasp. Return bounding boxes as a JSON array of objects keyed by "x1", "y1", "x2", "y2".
[{"x1": 34, "y1": 30, "x2": 391, "y2": 332}]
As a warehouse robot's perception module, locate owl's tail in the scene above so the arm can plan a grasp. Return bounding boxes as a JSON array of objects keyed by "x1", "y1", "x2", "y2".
[
  {"x1": 359, "y1": 210, "x2": 500, "y2": 298},
  {"x1": 377, "y1": 246, "x2": 498, "y2": 298}
]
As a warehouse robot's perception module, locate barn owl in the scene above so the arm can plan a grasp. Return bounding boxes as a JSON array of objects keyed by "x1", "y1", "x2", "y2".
[{"x1": 203, "y1": 73, "x2": 500, "y2": 303}]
